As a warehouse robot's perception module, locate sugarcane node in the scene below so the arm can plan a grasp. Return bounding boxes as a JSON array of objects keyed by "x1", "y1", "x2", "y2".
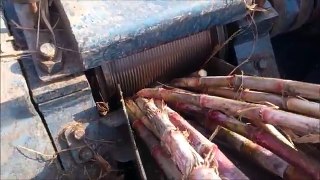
[
  {"x1": 284, "y1": 84, "x2": 298, "y2": 97},
  {"x1": 229, "y1": 75, "x2": 236, "y2": 88},
  {"x1": 281, "y1": 96, "x2": 288, "y2": 110},
  {"x1": 233, "y1": 75, "x2": 244, "y2": 92}
]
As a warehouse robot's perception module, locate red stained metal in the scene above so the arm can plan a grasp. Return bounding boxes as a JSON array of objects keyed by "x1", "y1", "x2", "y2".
[{"x1": 199, "y1": 94, "x2": 209, "y2": 109}]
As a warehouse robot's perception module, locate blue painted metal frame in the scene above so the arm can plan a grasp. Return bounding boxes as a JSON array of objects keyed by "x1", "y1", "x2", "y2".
[
  {"x1": 1, "y1": 11, "x2": 57, "y2": 179},
  {"x1": 59, "y1": 0, "x2": 247, "y2": 69},
  {"x1": 2, "y1": 2, "x2": 138, "y2": 177}
]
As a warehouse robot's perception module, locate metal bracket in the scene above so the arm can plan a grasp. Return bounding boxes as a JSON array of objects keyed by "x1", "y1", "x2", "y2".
[
  {"x1": 12, "y1": 2, "x2": 83, "y2": 82},
  {"x1": 233, "y1": 1, "x2": 280, "y2": 77}
]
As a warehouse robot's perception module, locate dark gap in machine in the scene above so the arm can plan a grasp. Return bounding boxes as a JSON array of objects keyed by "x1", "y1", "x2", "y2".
[{"x1": 271, "y1": 22, "x2": 320, "y2": 83}]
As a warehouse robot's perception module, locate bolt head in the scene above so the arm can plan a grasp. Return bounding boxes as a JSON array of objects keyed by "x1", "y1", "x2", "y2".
[
  {"x1": 74, "y1": 129, "x2": 85, "y2": 140},
  {"x1": 39, "y1": 43, "x2": 56, "y2": 60},
  {"x1": 257, "y1": 59, "x2": 268, "y2": 70}
]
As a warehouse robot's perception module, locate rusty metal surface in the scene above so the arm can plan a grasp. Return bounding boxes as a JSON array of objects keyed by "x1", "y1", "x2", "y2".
[
  {"x1": 57, "y1": 0, "x2": 247, "y2": 69},
  {"x1": 1, "y1": 12, "x2": 57, "y2": 179},
  {"x1": 100, "y1": 30, "x2": 213, "y2": 99}
]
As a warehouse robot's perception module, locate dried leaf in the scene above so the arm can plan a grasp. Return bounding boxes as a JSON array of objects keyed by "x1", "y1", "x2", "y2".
[
  {"x1": 94, "y1": 154, "x2": 112, "y2": 179},
  {"x1": 181, "y1": 130, "x2": 190, "y2": 139},
  {"x1": 246, "y1": 3, "x2": 267, "y2": 12},
  {"x1": 293, "y1": 134, "x2": 320, "y2": 144},
  {"x1": 96, "y1": 102, "x2": 109, "y2": 116}
]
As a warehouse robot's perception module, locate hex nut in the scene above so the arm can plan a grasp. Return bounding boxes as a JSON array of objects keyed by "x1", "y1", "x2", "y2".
[
  {"x1": 38, "y1": 59, "x2": 63, "y2": 74},
  {"x1": 38, "y1": 46, "x2": 63, "y2": 74}
]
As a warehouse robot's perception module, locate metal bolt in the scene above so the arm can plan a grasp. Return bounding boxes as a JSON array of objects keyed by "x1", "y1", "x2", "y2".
[
  {"x1": 39, "y1": 43, "x2": 56, "y2": 60},
  {"x1": 74, "y1": 129, "x2": 85, "y2": 140},
  {"x1": 38, "y1": 43, "x2": 63, "y2": 74},
  {"x1": 78, "y1": 147, "x2": 94, "y2": 162},
  {"x1": 256, "y1": 59, "x2": 268, "y2": 70}
]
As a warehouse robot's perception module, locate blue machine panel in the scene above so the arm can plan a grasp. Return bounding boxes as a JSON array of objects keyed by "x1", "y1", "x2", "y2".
[
  {"x1": 1, "y1": 13, "x2": 57, "y2": 178},
  {"x1": 58, "y1": 0, "x2": 247, "y2": 69}
]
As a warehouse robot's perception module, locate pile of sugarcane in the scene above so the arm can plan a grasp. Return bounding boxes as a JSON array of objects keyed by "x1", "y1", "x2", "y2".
[{"x1": 125, "y1": 74, "x2": 320, "y2": 180}]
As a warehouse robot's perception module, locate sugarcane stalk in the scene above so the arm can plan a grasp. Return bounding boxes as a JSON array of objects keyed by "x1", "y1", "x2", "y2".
[
  {"x1": 137, "y1": 88, "x2": 320, "y2": 135},
  {"x1": 135, "y1": 98, "x2": 220, "y2": 179},
  {"x1": 206, "y1": 111, "x2": 320, "y2": 180},
  {"x1": 137, "y1": 88, "x2": 320, "y2": 179},
  {"x1": 154, "y1": 100, "x2": 248, "y2": 180},
  {"x1": 206, "y1": 88, "x2": 320, "y2": 118},
  {"x1": 126, "y1": 99, "x2": 160, "y2": 138},
  {"x1": 170, "y1": 103, "x2": 309, "y2": 179},
  {"x1": 286, "y1": 97, "x2": 320, "y2": 118},
  {"x1": 167, "y1": 102, "x2": 319, "y2": 179},
  {"x1": 217, "y1": 128, "x2": 309, "y2": 179},
  {"x1": 125, "y1": 105, "x2": 182, "y2": 179},
  {"x1": 171, "y1": 75, "x2": 320, "y2": 101}
]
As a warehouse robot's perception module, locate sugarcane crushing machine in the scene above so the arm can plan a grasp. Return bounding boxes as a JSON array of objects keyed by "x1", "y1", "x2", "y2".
[{"x1": 1, "y1": 0, "x2": 319, "y2": 179}]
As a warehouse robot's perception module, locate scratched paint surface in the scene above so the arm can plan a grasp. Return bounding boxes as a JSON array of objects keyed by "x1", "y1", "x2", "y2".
[
  {"x1": 1, "y1": 13, "x2": 56, "y2": 178},
  {"x1": 59, "y1": 0, "x2": 246, "y2": 69}
]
